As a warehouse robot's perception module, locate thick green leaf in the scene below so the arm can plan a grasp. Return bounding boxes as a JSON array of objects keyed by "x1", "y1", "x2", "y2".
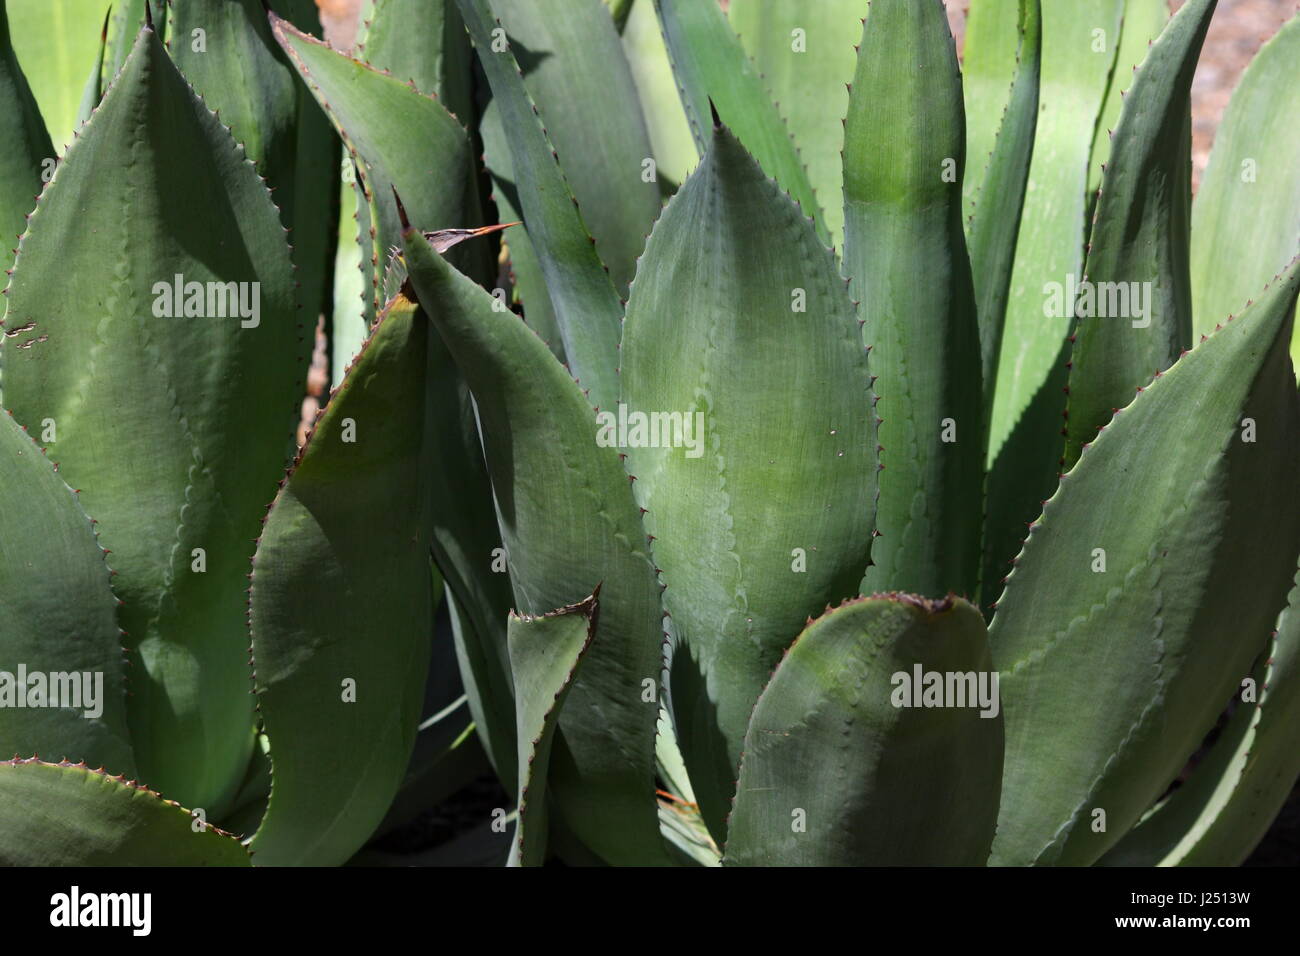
[
  {"x1": 728, "y1": 0, "x2": 860, "y2": 248},
  {"x1": 1086, "y1": 0, "x2": 1170, "y2": 202},
  {"x1": 725, "y1": 595, "x2": 1002, "y2": 866},
  {"x1": 653, "y1": 0, "x2": 826, "y2": 240},
  {"x1": 6, "y1": 0, "x2": 111, "y2": 148},
  {"x1": 0, "y1": 411, "x2": 132, "y2": 774},
  {"x1": 1191, "y1": 12, "x2": 1300, "y2": 369},
  {"x1": 73, "y1": 5, "x2": 109, "y2": 130},
  {"x1": 844, "y1": 0, "x2": 983, "y2": 600},
  {"x1": 331, "y1": 167, "x2": 370, "y2": 386},
  {"x1": 455, "y1": 0, "x2": 624, "y2": 412},
  {"x1": 401, "y1": 221, "x2": 670, "y2": 865},
  {"x1": 1, "y1": 23, "x2": 304, "y2": 816},
  {"x1": 0, "y1": 0, "x2": 53, "y2": 283},
  {"x1": 622, "y1": 119, "x2": 874, "y2": 840},
  {"x1": 621, "y1": 0, "x2": 695, "y2": 189},
  {"x1": 989, "y1": 258, "x2": 1300, "y2": 866},
  {"x1": 271, "y1": 14, "x2": 485, "y2": 295},
  {"x1": 0, "y1": 757, "x2": 249, "y2": 866},
  {"x1": 987, "y1": 0, "x2": 1122, "y2": 464},
  {"x1": 961, "y1": 0, "x2": 1024, "y2": 220},
  {"x1": 487, "y1": 0, "x2": 660, "y2": 299},
  {"x1": 172, "y1": 0, "x2": 339, "y2": 328},
  {"x1": 356, "y1": 0, "x2": 474, "y2": 125},
  {"x1": 968, "y1": 0, "x2": 1041, "y2": 415},
  {"x1": 1100, "y1": 562, "x2": 1300, "y2": 866},
  {"x1": 248, "y1": 291, "x2": 434, "y2": 867},
  {"x1": 507, "y1": 592, "x2": 598, "y2": 867},
  {"x1": 1064, "y1": 0, "x2": 1212, "y2": 467}
]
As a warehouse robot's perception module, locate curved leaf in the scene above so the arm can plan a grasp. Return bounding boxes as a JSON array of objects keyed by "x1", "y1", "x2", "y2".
[
  {"x1": 728, "y1": 0, "x2": 860, "y2": 248},
  {"x1": 1064, "y1": 0, "x2": 1212, "y2": 467},
  {"x1": 0, "y1": 757, "x2": 249, "y2": 866},
  {"x1": 454, "y1": 0, "x2": 624, "y2": 411},
  {"x1": 1, "y1": 23, "x2": 305, "y2": 816},
  {"x1": 653, "y1": 0, "x2": 826, "y2": 240},
  {"x1": 0, "y1": 411, "x2": 131, "y2": 775},
  {"x1": 6, "y1": 0, "x2": 111, "y2": 148},
  {"x1": 248, "y1": 291, "x2": 434, "y2": 867},
  {"x1": 724, "y1": 595, "x2": 1002, "y2": 866},
  {"x1": 507, "y1": 591, "x2": 598, "y2": 867},
  {"x1": 488, "y1": 0, "x2": 660, "y2": 298},
  {"x1": 401, "y1": 220, "x2": 670, "y2": 865},
  {"x1": 1100, "y1": 562, "x2": 1300, "y2": 866},
  {"x1": 0, "y1": 0, "x2": 53, "y2": 283},
  {"x1": 622, "y1": 118, "x2": 875, "y2": 840},
  {"x1": 1191, "y1": 11, "x2": 1300, "y2": 368},
  {"x1": 989, "y1": 258, "x2": 1300, "y2": 866}
]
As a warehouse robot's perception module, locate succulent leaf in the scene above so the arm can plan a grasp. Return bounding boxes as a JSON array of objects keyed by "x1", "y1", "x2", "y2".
[
  {"x1": 0, "y1": 410, "x2": 132, "y2": 776},
  {"x1": 1, "y1": 22, "x2": 304, "y2": 816},
  {"x1": 620, "y1": 0, "x2": 695, "y2": 190},
  {"x1": 401, "y1": 223, "x2": 671, "y2": 865},
  {"x1": 248, "y1": 290, "x2": 435, "y2": 867},
  {"x1": 1064, "y1": 0, "x2": 1214, "y2": 467},
  {"x1": 0, "y1": 757, "x2": 250, "y2": 866},
  {"x1": 455, "y1": 0, "x2": 625, "y2": 412},
  {"x1": 622, "y1": 118, "x2": 875, "y2": 841},
  {"x1": 987, "y1": 0, "x2": 1123, "y2": 465},
  {"x1": 506, "y1": 592, "x2": 598, "y2": 867},
  {"x1": 486, "y1": 0, "x2": 660, "y2": 299},
  {"x1": 844, "y1": 0, "x2": 983, "y2": 600},
  {"x1": 1099, "y1": 562, "x2": 1300, "y2": 866},
  {"x1": 961, "y1": 0, "x2": 1025, "y2": 221},
  {"x1": 728, "y1": 0, "x2": 860, "y2": 248},
  {"x1": 725, "y1": 594, "x2": 1002, "y2": 866},
  {"x1": 0, "y1": 0, "x2": 53, "y2": 284},
  {"x1": 990, "y1": 257, "x2": 1300, "y2": 866},
  {"x1": 1191, "y1": 10, "x2": 1300, "y2": 370},
  {"x1": 968, "y1": 0, "x2": 1041, "y2": 415},
  {"x1": 6, "y1": 0, "x2": 112, "y2": 148},
  {"x1": 653, "y1": 0, "x2": 826, "y2": 241},
  {"x1": 356, "y1": 0, "x2": 475, "y2": 126}
]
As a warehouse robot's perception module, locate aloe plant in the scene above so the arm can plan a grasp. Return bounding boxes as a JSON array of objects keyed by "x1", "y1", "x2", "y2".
[{"x1": 1, "y1": 0, "x2": 1297, "y2": 869}]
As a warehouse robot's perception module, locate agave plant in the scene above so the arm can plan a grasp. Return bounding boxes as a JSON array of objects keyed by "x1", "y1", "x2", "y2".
[{"x1": 1, "y1": 0, "x2": 1298, "y2": 869}]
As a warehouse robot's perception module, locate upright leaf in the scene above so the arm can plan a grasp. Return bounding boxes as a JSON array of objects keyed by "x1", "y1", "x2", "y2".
[
  {"x1": 990, "y1": 259, "x2": 1300, "y2": 866},
  {"x1": 621, "y1": 118, "x2": 875, "y2": 840},
  {"x1": 1, "y1": 24, "x2": 305, "y2": 815},
  {"x1": 728, "y1": 0, "x2": 860, "y2": 248},
  {"x1": 844, "y1": 0, "x2": 983, "y2": 600},
  {"x1": 356, "y1": 0, "x2": 474, "y2": 124},
  {"x1": 0, "y1": 412, "x2": 132, "y2": 775},
  {"x1": 653, "y1": 0, "x2": 826, "y2": 240},
  {"x1": 621, "y1": 0, "x2": 695, "y2": 189},
  {"x1": 455, "y1": 0, "x2": 624, "y2": 411},
  {"x1": 0, "y1": 0, "x2": 53, "y2": 283},
  {"x1": 487, "y1": 0, "x2": 660, "y2": 298},
  {"x1": 961, "y1": 0, "x2": 1024, "y2": 220},
  {"x1": 968, "y1": 0, "x2": 1041, "y2": 414},
  {"x1": 173, "y1": 0, "x2": 339, "y2": 328},
  {"x1": 6, "y1": 0, "x2": 111, "y2": 148},
  {"x1": 0, "y1": 758, "x2": 249, "y2": 866},
  {"x1": 1191, "y1": 12, "x2": 1300, "y2": 369},
  {"x1": 987, "y1": 0, "x2": 1122, "y2": 463},
  {"x1": 1064, "y1": 0, "x2": 1213, "y2": 467},
  {"x1": 402, "y1": 221, "x2": 670, "y2": 865},
  {"x1": 724, "y1": 595, "x2": 1002, "y2": 866},
  {"x1": 270, "y1": 14, "x2": 485, "y2": 297},
  {"x1": 506, "y1": 593, "x2": 598, "y2": 867},
  {"x1": 249, "y1": 291, "x2": 434, "y2": 867}
]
